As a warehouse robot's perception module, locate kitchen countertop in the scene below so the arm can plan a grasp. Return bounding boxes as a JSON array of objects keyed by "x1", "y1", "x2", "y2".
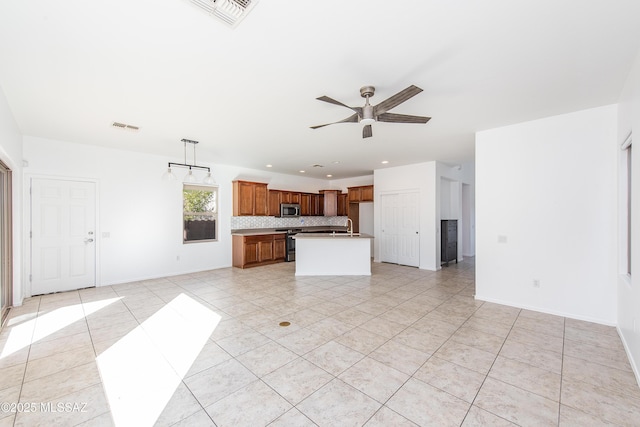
[
  {"x1": 231, "y1": 226, "x2": 348, "y2": 236},
  {"x1": 294, "y1": 232, "x2": 373, "y2": 239}
]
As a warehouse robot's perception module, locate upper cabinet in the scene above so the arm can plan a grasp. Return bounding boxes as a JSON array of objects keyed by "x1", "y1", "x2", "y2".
[
  {"x1": 233, "y1": 180, "x2": 268, "y2": 216},
  {"x1": 320, "y1": 190, "x2": 338, "y2": 216},
  {"x1": 234, "y1": 181, "x2": 367, "y2": 217},
  {"x1": 268, "y1": 190, "x2": 282, "y2": 216},
  {"x1": 338, "y1": 193, "x2": 348, "y2": 216},
  {"x1": 282, "y1": 191, "x2": 301, "y2": 204},
  {"x1": 300, "y1": 193, "x2": 312, "y2": 216},
  {"x1": 348, "y1": 185, "x2": 374, "y2": 203},
  {"x1": 312, "y1": 193, "x2": 324, "y2": 216}
]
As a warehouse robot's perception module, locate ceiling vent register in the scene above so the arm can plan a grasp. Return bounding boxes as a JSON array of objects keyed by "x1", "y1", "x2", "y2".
[
  {"x1": 186, "y1": 0, "x2": 258, "y2": 27},
  {"x1": 111, "y1": 122, "x2": 139, "y2": 132}
]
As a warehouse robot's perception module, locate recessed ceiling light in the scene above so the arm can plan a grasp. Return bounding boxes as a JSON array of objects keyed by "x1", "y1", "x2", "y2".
[
  {"x1": 326, "y1": 174, "x2": 333, "y2": 178},
  {"x1": 332, "y1": 161, "x2": 340, "y2": 164},
  {"x1": 381, "y1": 160, "x2": 389, "y2": 164},
  {"x1": 299, "y1": 170, "x2": 305, "y2": 173},
  {"x1": 266, "y1": 164, "x2": 272, "y2": 168}
]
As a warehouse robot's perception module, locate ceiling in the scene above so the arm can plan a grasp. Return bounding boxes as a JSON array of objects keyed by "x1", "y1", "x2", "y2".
[{"x1": 1, "y1": 0, "x2": 640, "y2": 180}]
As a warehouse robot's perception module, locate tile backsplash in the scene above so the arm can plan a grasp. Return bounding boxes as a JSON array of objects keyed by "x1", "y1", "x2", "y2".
[{"x1": 231, "y1": 216, "x2": 348, "y2": 230}]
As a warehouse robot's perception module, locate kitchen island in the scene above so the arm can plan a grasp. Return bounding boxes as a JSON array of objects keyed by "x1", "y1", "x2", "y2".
[{"x1": 294, "y1": 232, "x2": 373, "y2": 276}]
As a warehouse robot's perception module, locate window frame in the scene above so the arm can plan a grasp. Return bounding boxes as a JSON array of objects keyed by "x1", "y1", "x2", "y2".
[
  {"x1": 182, "y1": 183, "x2": 219, "y2": 244},
  {"x1": 620, "y1": 133, "x2": 632, "y2": 278}
]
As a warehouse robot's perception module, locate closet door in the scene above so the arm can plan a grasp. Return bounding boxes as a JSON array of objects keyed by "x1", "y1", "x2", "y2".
[
  {"x1": 380, "y1": 194, "x2": 398, "y2": 264},
  {"x1": 380, "y1": 192, "x2": 419, "y2": 267}
]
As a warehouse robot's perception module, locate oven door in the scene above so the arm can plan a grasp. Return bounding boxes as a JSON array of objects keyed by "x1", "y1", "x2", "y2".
[{"x1": 286, "y1": 232, "x2": 296, "y2": 262}]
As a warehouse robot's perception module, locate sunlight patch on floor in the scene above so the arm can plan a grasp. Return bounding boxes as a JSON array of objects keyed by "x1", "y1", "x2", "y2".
[
  {"x1": 97, "y1": 293, "x2": 221, "y2": 426},
  {"x1": 0, "y1": 297, "x2": 121, "y2": 360}
]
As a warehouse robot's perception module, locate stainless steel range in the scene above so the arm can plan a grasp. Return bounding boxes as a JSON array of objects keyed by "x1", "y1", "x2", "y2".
[{"x1": 276, "y1": 228, "x2": 302, "y2": 262}]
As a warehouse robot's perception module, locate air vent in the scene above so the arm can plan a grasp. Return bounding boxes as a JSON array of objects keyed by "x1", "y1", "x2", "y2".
[
  {"x1": 186, "y1": 0, "x2": 259, "y2": 28},
  {"x1": 311, "y1": 164, "x2": 324, "y2": 168},
  {"x1": 111, "y1": 122, "x2": 140, "y2": 132}
]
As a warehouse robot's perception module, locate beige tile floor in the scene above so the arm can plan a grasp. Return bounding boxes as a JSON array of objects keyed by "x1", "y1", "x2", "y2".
[{"x1": 1, "y1": 258, "x2": 639, "y2": 426}]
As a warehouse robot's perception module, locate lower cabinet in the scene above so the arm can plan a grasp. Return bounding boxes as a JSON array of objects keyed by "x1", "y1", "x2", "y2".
[{"x1": 233, "y1": 233, "x2": 286, "y2": 268}]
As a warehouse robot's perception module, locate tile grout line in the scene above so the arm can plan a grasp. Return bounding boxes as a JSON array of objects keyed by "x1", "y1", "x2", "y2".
[{"x1": 460, "y1": 303, "x2": 521, "y2": 426}]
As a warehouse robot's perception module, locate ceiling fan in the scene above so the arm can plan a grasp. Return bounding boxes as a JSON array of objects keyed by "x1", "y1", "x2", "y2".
[{"x1": 310, "y1": 85, "x2": 431, "y2": 138}]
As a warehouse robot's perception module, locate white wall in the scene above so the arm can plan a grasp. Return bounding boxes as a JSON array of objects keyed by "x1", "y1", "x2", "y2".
[
  {"x1": 21, "y1": 136, "x2": 334, "y2": 292},
  {"x1": 329, "y1": 175, "x2": 374, "y2": 192},
  {"x1": 0, "y1": 86, "x2": 23, "y2": 305},
  {"x1": 440, "y1": 177, "x2": 453, "y2": 219},
  {"x1": 617, "y1": 49, "x2": 640, "y2": 383},
  {"x1": 476, "y1": 104, "x2": 618, "y2": 324}
]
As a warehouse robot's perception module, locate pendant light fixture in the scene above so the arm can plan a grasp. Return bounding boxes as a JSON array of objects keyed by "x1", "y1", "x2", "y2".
[{"x1": 162, "y1": 138, "x2": 215, "y2": 184}]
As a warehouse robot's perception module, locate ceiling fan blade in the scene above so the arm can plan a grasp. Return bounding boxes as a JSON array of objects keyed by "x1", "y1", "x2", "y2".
[
  {"x1": 310, "y1": 113, "x2": 360, "y2": 129},
  {"x1": 363, "y1": 125, "x2": 372, "y2": 138},
  {"x1": 373, "y1": 85, "x2": 423, "y2": 115},
  {"x1": 316, "y1": 96, "x2": 362, "y2": 115},
  {"x1": 377, "y1": 112, "x2": 431, "y2": 124}
]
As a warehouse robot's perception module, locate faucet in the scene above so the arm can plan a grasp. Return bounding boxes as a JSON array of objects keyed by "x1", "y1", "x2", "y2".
[{"x1": 346, "y1": 218, "x2": 353, "y2": 237}]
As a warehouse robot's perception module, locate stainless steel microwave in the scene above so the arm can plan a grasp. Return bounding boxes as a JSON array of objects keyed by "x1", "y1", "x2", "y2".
[{"x1": 280, "y1": 203, "x2": 300, "y2": 217}]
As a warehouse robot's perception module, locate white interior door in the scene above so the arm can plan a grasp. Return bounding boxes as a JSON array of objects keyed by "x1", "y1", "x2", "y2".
[
  {"x1": 380, "y1": 192, "x2": 420, "y2": 267},
  {"x1": 397, "y1": 192, "x2": 420, "y2": 267},
  {"x1": 380, "y1": 194, "x2": 398, "y2": 264},
  {"x1": 31, "y1": 178, "x2": 96, "y2": 295}
]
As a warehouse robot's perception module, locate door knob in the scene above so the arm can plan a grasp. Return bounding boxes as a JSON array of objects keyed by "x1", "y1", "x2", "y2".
[{"x1": 84, "y1": 238, "x2": 94, "y2": 243}]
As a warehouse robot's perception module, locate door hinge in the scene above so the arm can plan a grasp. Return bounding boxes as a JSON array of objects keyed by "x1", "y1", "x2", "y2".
[
  {"x1": 30, "y1": 230, "x2": 32, "y2": 238},
  {"x1": 29, "y1": 274, "x2": 32, "y2": 282}
]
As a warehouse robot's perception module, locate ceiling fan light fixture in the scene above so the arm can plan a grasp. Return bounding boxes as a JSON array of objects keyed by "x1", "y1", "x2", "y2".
[
  {"x1": 361, "y1": 97, "x2": 375, "y2": 126},
  {"x1": 311, "y1": 85, "x2": 430, "y2": 139}
]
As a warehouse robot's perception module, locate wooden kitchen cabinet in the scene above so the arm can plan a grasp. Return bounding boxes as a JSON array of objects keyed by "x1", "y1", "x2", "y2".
[
  {"x1": 233, "y1": 180, "x2": 268, "y2": 216},
  {"x1": 273, "y1": 234, "x2": 286, "y2": 259},
  {"x1": 268, "y1": 190, "x2": 282, "y2": 216},
  {"x1": 300, "y1": 193, "x2": 312, "y2": 216},
  {"x1": 347, "y1": 185, "x2": 374, "y2": 203},
  {"x1": 338, "y1": 193, "x2": 348, "y2": 216},
  {"x1": 320, "y1": 190, "x2": 339, "y2": 216},
  {"x1": 280, "y1": 191, "x2": 301, "y2": 204},
  {"x1": 233, "y1": 233, "x2": 286, "y2": 268},
  {"x1": 312, "y1": 194, "x2": 324, "y2": 216},
  {"x1": 361, "y1": 185, "x2": 374, "y2": 202}
]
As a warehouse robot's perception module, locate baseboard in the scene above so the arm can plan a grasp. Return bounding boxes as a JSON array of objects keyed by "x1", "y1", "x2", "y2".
[
  {"x1": 616, "y1": 327, "x2": 640, "y2": 389},
  {"x1": 474, "y1": 294, "x2": 617, "y2": 326},
  {"x1": 100, "y1": 263, "x2": 233, "y2": 287}
]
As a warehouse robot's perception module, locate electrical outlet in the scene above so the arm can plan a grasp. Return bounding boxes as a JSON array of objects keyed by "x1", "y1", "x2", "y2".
[
  {"x1": 498, "y1": 235, "x2": 508, "y2": 243},
  {"x1": 176, "y1": 255, "x2": 180, "y2": 261},
  {"x1": 533, "y1": 279, "x2": 540, "y2": 288}
]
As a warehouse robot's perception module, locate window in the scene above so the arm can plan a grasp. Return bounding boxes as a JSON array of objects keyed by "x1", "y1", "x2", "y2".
[
  {"x1": 621, "y1": 133, "x2": 632, "y2": 277},
  {"x1": 183, "y1": 184, "x2": 218, "y2": 243}
]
